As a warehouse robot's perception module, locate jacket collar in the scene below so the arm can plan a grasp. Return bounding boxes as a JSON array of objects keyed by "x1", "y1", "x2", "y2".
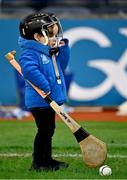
[{"x1": 18, "y1": 37, "x2": 51, "y2": 56}]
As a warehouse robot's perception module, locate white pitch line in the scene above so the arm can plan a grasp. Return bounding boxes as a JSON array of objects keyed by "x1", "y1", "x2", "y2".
[
  {"x1": 108, "y1": 154, "x2": 127, "y2": 158},
  {"x1": 55, "y1": 153, "x2": 127, "y2": 159},
  {"x1": 0, "y1": 153, "x2": 30, "y2": 157},
  {"x1": 0, "y1": 153, "x2": 127, "y2": 159},
  {"x1": 108, "y1": 143, "x2": 127, "y2": 147}
]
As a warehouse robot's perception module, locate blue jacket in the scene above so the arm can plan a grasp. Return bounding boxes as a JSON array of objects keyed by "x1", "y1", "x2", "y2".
[{"x1": 18, "y1": 37, "x2": 70, "y2": 109}]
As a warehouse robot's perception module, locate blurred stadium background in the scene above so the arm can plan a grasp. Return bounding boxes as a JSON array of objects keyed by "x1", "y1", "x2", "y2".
[
  {"x1": 0, "y1": 0, "x2": 127, "y2": 119},
  {"x1": 0, "y1": 2, "x2": 127, "y2": 179}
]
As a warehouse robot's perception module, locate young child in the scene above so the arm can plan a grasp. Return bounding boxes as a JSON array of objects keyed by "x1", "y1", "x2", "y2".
[{"x1": 18, "y1": 12, "x2": 70, "y2": 171}]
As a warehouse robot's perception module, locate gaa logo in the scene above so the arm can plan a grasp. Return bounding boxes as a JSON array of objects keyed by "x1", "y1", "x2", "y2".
[{"x1": 64, "y1": 22, "x2": 127, "y2": 105}]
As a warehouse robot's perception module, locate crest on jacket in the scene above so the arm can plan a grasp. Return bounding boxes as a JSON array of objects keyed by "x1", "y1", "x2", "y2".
[{"x1": 41, "y1": 54, "x2": 50, "y2": 64}]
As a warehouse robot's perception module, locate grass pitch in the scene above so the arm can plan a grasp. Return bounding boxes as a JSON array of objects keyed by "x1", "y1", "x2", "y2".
[{"x1": 0, "y1": 119, "x2": 127, "y2": 179}]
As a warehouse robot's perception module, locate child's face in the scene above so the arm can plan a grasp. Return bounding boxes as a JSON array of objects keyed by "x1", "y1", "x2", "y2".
[
  {"x1": 34, "y1": 24, "x2": 60, "y2": 47},
  {"x1": 48, "y1": 24, "x2": 59, "y2": 38},
  {"x1": 47, "y1": 24, "x2": 59, "y2": 47}
]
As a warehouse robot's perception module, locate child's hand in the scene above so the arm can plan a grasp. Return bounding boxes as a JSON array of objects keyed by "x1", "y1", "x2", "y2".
[{"x1": 59, "y1": 40, "x2": 65, "y2": 47}]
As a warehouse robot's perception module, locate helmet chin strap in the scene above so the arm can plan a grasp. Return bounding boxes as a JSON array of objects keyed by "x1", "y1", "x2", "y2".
[
  {"x1": 42, "y1": 32, "x2": 61, "y2": 84},
  {"x1": 42, "y1": 30, "x2": 49, "y2": 45}
]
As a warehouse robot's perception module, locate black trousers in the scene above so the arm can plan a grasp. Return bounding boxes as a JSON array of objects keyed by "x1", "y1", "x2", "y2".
[{"x1": 30, "y1": 107, "x2": 56, "y2": 166}]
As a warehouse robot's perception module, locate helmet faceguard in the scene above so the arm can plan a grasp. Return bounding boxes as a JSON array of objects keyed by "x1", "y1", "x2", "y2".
[{"x1": 19, "y1": 12, "x2": 63, "y2": 45}]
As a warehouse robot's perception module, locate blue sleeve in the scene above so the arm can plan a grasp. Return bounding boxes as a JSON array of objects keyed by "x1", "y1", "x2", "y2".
[
  {"x1": 19, "y1": 52, "x2": 51, "y2": 93},
  {"x1": 57, "y1": 39, "x2": 70, "y2": 71}
]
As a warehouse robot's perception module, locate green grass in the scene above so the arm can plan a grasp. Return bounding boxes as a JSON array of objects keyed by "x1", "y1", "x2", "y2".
[{"x1": 0, "y1": 120, "x2": 127, "y2": 179}]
